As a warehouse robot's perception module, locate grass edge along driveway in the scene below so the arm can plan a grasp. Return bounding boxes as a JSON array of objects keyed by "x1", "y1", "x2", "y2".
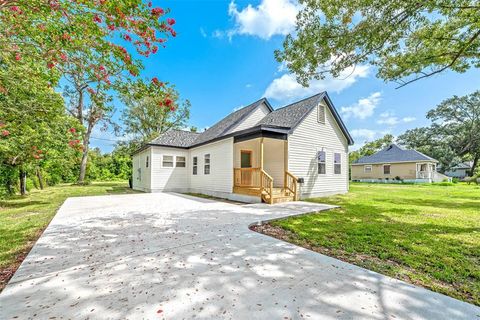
[
  {"x1": 261, "y1": 183, "x2": 480, "y2": 306},
  {"x1": 0, "y1": 181, "x2": 136, "y2": 291}
]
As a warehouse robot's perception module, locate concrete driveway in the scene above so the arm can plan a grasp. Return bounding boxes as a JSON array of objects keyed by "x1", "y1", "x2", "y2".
[{"x1": 1, "y1": 193, "x2": 478, "y2": 319}]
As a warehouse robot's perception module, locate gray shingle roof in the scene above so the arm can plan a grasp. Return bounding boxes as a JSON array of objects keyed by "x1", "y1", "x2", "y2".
[
  {"x1": 149, "y1": 129, "x2": 200, "y2": 148},
  {"x1": 353, "y1": 144, "x2": 438, "y2": 164},
  {"x1": 257, "y1": 93, "x2": 325, "y2": 128},
  {"x1": 145, "y1": 92, "x2": 354, "y2": 150},
  {"x1": 193, "y1": 98, "x2": 270, "y2": 146}
]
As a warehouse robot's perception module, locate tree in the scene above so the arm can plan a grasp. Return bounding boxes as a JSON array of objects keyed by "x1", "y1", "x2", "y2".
[
  {"x1": 398, "y1": 91, "x2": 480, "y2": 175},
  {"x1": 0, "y1": 0, "x2": 176, "y2": 77},
  {"x1": 276, "y1": 1, "x2": 480, "y2": 88},
  {"x1": 0, "y1": 57, "x2": 82, "y2": 194},
  {"x1": 120, "y1": 78, "x2": 190, "y2": 146},
  {"x1": 350, "y1": 134, "x2": 394, "y2": 163}
]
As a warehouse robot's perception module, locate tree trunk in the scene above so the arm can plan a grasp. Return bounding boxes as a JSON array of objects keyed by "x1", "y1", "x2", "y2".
[
  {"x1": 471, "y1": 154, "x2": 479, "y2": 177},
  {"x1": 19, "y1": 168, "x2": 27, "y2": 195},
  {"x1": 78, "y1": 121, "x2": 93, "y2": 183},
  {"x1": 36, "y1": 167, "x2": 44, "y2": 190}
]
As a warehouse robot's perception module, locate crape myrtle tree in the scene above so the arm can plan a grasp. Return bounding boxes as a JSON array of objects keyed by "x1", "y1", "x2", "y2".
[
  {"x1": 1, "y1": 0, "x2": 178, "y2": 184},
  {"x1": 398, "y1": 91, "x2": 480, "y2": 175},
  {"x1": 0, "y1": 57, "x2": 82, "y2": 195},
  {"x1": 277, "y1": 1, "x2": 480, "y2": 88},
  {"x1": 120, "y1": 77, "x2": 191, "y2": 148}
]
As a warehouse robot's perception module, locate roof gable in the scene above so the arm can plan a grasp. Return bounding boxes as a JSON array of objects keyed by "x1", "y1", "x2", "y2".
[
  {"x1": 353, "y1": 144, "x2": 438, "y2": 164},
  {"x1": 257, "y1": 92, "x2": 354, "y2": 145}
]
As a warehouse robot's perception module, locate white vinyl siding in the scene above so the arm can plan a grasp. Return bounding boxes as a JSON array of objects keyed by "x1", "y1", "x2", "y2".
[
  {"x1": 288, "y1": 100, "x2": 349, "y2": 198},
  {"x1": 150, "y1": 147, "x2": 190, "y2": 192},
  {"x1": 227, "y1": 103, "x2": 270, "y2": 133},
  {"x1": 132, "y1": 148, "x2": 152, "y2": 192},
  {"x1": 190, "y1": 138, "x2": 234, "y2": 193}
]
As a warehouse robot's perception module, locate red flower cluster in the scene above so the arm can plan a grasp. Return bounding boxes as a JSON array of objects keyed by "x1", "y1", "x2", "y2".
[
  {"x1": 32, "y1": 146, "x2": 43, "y2": 160},
  {"x1": 1, "y1": 130, "x2": 9, "y2": 137},
  {"x1": 93, "y1": 14, "x2": 102, "y2": 23},
  {"x1": 15, "y1": 53, "x2": 21, "y2": 61},
  {"x1": 108, "y1": 24, "x2": 115, "y2": 31},
  {"x1": 167, "y1": 18, "x2": 175, "y2": 26},
  {"x1": 69, "y1": 127, "x2": 76, "y2": 133},
  {"x1": 152, "y1": 77, "x2": 163, "y2": 86},
  {"x1": 151, "y1": 8, "x2": 164, "y2": 16},
  {"x1": 87, "y1": 87, "x2": 96, "y2": 95},
  {"x1": 124, "y1": 34, "x2": 132, "y2": 42}
]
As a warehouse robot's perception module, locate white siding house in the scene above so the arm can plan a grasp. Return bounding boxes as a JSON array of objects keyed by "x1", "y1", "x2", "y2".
[{"x1": 132, "y1": 93, "x2": 354, "y2": 203}]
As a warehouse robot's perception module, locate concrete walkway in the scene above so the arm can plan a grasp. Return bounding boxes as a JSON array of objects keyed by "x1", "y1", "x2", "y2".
[{"x1": 0, "y1": 193, "x2": 478, "y2": 319}]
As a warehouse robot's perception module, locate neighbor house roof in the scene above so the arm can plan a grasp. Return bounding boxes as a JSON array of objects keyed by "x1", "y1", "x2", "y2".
[
  {"x1": 352, "y1": 144, "x2": 438, "y2": 165},
  {"x1": 451, "y1": 162, "x2": 472, "y2": 169},
  {"x1": 135, "y1": 92, "x2": 353, "y2": 154}
]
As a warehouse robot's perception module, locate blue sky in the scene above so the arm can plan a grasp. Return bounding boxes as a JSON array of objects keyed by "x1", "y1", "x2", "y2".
[{"x1": 91, "y1": 0, "x2": 480, "y2": 152}]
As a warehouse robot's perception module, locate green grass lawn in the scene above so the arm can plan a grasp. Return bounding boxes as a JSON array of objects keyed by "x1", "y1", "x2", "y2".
[
  {"x1": 0, "y1": 181, "x2": 136, "y2": 291},
  {"x1": 267, "y1": 182, "x2": 480, "y2": 306}
]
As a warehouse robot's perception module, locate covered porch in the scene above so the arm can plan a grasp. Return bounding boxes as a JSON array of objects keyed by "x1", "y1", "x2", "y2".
[{"x1": 232, "y1": 134, "x2": 298, "y2": 204}]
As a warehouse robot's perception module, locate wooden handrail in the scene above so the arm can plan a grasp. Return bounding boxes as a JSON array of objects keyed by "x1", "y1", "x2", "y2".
[
  {"x1": 284, "y1": 171, "x2": 298, "y2": 201},
  {"x1": 234, "y1": 167, "x2": 261, "y2": 187},
  {"x1": 260, "y1": 169, "x2": 273, "y2": 204}
]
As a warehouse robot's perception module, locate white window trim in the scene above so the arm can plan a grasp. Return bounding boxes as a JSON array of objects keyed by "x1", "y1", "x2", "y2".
[
  {"x1": 317, "y1": 103, "x2": 326, "y2": 124},
  {"x1": 162, "y1": 155, "x2": 174, "y2": 168},
  {"x1": 175, "y1": 156, "x2": 186, "y2": 168},
  {"x1": 192, "y1": 156, "x2": 198, "y2": 175},
  {"x1": 334, "y1": 152, "x2": 341, "y2": 174},
  {"x1": 204, "y1": 154, "x2": 211, "y2": 175},
  {"x1": 317, "y1": 150, "x2": 326, "y2": 175},
  {"x1": 364, "y1": 165, "x2": 372, "y2": 173}
]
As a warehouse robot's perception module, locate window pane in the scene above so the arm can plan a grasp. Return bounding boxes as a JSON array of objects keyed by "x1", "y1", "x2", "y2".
[
  {"x1": 193, "y1": 166, "x2": 197, "y2": 175},
  {"x1": 334, "y1": 164, "x2": 341, "y2": 174},
  {"x1": 318, "y1": 163, "x2": 326, "y2": 174},
  {"x1": 334, "y1": 153, "x2": 341, "y2": 163},
  {"x1": 146, "y1": 156, "x2": 149, "y2": 168},
  {"x1": 317, "y1": 151, "x2": 325, "y2": 162},
  {"x1": 205, "y1": 165, "x2": 210, "y2": 175},
  {"x1": 176, "y1": 156, "x2": 186, "y2": 167},
  {"x1": 193, "y1": 157, "x2": 197, "y2": 165},
  {"x1": 384, "y1": 165, "x2": 391, "y2": 174},
  {"x1": 162, "y1": 155, "x2": 173, "y2": 167}
]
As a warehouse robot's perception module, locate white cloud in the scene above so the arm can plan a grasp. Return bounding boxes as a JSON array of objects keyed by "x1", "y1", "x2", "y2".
[
  {"x1": 264, "y1": 65, "x2": 370, "y2": 103},
  {"x1": 351, "y1": 129, "x2": 377, "y2": 141},
  {"x1": 377, "y1": 112, "x2": 416, "y2": 126},
  {"x1": 377, "y1": 111, "x2": 399, "y2": 126},
  {"x1": 245, "y1": 83, "x2": 252, "y2": 88},
  {"x1": 403, "y1": 116, "x2": 416, "y2": 123},
  {"x1": 340, "y1": 91, "x2": 381, "y2": 121},
  {"x1": 228, "y1": 0, "x2": 300, "y2": 40},
  {"x1": 200, "y1": 27, "x2": 207, "y2": 38},
  {"x1": 212, "y1": 29, "x2": 225, "y2": 38}
]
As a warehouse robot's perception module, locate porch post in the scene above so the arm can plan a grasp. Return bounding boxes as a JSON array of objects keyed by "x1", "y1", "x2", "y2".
[
  {"x1": 284, "y1": 140, "x2": 288, "y2": 187},
  {"x1": 260, "y1": 138, "x2": 264, "y2": 171}
]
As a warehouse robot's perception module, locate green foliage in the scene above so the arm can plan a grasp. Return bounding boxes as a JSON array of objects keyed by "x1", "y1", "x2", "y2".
[
  {"x1": 398, "y1": 90, "x2": 480, "y2": 174},
  {"x1": 276, "y1": 1, "x2": 480, "y2": 87},
  {"x1": 349, "y1": 134, "x2": 394, "y2": 164},
  {"x1": 119, "y1": 78, "x2": 190, "y2": 146}
]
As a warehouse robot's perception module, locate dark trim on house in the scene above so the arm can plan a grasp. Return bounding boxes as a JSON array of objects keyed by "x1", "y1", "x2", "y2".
[{"x1": 234, "y1": 129, "x2": 287, "y2": 143}]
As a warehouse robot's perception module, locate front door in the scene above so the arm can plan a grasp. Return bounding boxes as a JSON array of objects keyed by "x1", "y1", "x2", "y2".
[{"x1": 240, "y1": 150, "x2": 252, "y2": 185}]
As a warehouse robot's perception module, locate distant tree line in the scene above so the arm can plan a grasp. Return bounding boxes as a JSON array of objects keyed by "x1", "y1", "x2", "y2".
[{"x1": 351, "y1": 90, "x2": 480, "y2": 177}]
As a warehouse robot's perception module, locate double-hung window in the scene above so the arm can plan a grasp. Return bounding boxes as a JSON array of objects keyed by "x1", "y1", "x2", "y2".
[
  {"x1": 192, "y1": 156, "x2": 198, "y2": 175},
  {"x1": 364, "y1": 165, "x2": 372, "y2": 173},
  {"x1": 317, "y1": 151, "x2": 326, "y2": 174},
  {"x1": 176, "y1": 156, "x2": 186, "y2": 167},
  {"x1": 162, "y1": 155, "x2": 173, "y2": 167},
  {"x1": 204, "y1": 154, "x2": 210, "y2": 174},
  {"x1": 384, "y1": 164, "x2": 391, "y2": 175},
  {"x1": 334, "y1": 153, "x2": 341, "y2": 174}
]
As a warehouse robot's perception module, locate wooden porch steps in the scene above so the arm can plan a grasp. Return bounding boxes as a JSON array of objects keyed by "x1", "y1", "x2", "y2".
[{"x1": 233, "y1": 186, "x2": 296, "y2": 204}]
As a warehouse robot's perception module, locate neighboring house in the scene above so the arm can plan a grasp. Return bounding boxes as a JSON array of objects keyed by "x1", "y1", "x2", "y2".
[
  {"x1": 351, "y1": 144, "x2": 450, "y2": 183},
  {"x1": 132, "y1": 92, "x2": 354, "y2": 203},
  {"x1": 444, "y1": 162, "x2": 473, "y2": 179}
]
